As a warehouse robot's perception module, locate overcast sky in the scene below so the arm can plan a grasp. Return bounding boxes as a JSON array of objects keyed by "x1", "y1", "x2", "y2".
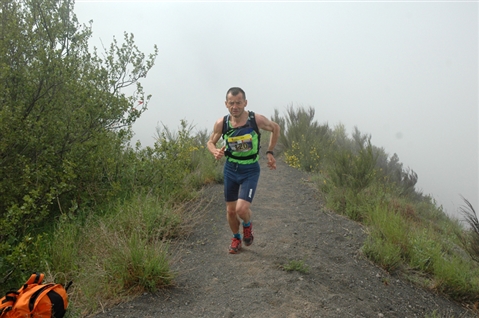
[{"x1": 74, "y1": 1, "x2": 478, "y2": 219}]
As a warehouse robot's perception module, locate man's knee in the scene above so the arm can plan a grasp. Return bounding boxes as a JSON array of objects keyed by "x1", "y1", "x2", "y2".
[
  {"x1": 235, "y1": 201, "x2": 251, "y2": 218},
  {"x1": 226, "y1": 202, "x2": 237, "y2": 216},
  {"x1": 226, "y1": 207, "x2": 236, "y2": 217}
]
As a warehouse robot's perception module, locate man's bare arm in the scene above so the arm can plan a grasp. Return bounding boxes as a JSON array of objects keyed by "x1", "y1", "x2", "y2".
[
  {"x1": 207, "y1": 118, "x2": 226, "y2": 160},
  {"x1": 256, "y1": 114, "x2": 280, "y2": 170},
  {"x1": 256, "y1": 114, "x2": 280, "y2": 152}
]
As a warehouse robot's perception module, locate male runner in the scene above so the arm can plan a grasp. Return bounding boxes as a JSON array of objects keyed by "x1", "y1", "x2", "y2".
[{"x1": 207, "y1": 87, "x2": 280, "y2": 254}]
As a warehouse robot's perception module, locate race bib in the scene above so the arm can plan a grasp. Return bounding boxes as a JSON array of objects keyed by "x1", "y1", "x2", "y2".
[{"x1": 228, "y1": 134, "x2": 253, "y2": 152}]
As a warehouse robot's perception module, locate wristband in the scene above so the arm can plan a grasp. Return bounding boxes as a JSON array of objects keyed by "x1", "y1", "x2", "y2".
[{"x1": 266, "y1": 151, "x2": 274, "y2": 156}]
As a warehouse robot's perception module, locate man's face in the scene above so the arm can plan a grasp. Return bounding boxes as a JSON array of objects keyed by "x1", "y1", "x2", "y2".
[{"x1": 225, "y1": 93, "x2": 247, "y2": 118}]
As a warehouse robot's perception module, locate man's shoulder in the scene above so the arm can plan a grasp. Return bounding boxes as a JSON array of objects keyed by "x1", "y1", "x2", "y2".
[
  {"x1": 212, "y1": 116, "x2": 226, "y2": 132},
  {"x1": 251, "y1": 113, "x2": 275, "y2": 131},
  {"x1": 249, "y1": 111, "x2": 265, "y2": 123}
]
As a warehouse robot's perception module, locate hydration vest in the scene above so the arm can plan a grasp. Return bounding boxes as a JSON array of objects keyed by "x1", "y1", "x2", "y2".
[{"x1": 222, "y1": 111, "x2": 261, "y2": 162}]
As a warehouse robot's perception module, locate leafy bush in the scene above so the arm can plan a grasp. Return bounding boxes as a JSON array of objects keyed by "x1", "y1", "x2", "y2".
[
  {"x1": 0, "y1": 0, "x2": 227, "y2": 313},
  {"x1": 0, "y1": 0, "x2": 158, "y2": 286},
  {"x1": 374, "y1": 151, "x2": 421, "y2": 200},
  {"x1": 328, "y1": 137, "x2": 377, "y2": 193},
  {"x1": 277, "y1": 105, "x2": 332, "y2": 172}
]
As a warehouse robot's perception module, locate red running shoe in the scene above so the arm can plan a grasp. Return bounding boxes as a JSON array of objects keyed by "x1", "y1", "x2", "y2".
[
  {"x1": 229, "y1": 237, "x2": 242, "y2": 254},
  {"x1": 243, "y1": 223, "x2": 254, "y2": 246}
]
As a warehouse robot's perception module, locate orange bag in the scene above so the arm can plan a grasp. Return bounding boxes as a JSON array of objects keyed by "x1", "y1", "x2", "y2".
[{"x1": 0, "y1": 273, "x2": 69, "y2": 318}]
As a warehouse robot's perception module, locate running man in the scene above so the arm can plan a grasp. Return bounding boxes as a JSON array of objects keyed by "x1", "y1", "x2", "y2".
[{"x1": 207, "y1": 87, "x2": 280, "y2": 254}]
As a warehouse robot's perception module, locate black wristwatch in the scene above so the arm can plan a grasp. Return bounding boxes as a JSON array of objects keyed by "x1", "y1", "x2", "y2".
[{"x1": 266, "y1": 151, "x2": 274, "y2": 156}]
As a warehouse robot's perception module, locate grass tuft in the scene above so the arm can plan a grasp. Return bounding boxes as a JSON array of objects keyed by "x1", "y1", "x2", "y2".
[{"x1": 280, "y1": 259, "x2": 310, "y2": 274}]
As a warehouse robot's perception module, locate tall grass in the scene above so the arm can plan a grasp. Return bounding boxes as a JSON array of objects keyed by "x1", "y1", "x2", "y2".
[
  {"x1": 363, "y1": 204, "x2": 409, "y2": 272},
  {"x1": 44, "y1": 195, "x2": 181, "y2": 315},
  {"x1": 276, "y1": 105, "x2": 479, "y2": 303},
  {"x1": 459, "y1": 197, "x2": 479, "y2": 264}
]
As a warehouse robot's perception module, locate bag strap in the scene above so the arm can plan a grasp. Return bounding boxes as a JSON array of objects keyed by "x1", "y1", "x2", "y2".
[
  {"x1": 248, "y1": 111, "x2": 261, "y2": 155},
  {"x1": 248, "y1": 111, "x2": 260, "y2": 135},
  {"x1": 0, "y1": 290, "x2": 19, "y2": 315},
  {"x1": 24, "y1": 273, "x2": 44, "y2": 287},
  {"x1": 222, "y1": 111, "x2": 260, "y2": 136},
  {"x1": 28, "y1": 284, "x2": 55, "y2": 312}
]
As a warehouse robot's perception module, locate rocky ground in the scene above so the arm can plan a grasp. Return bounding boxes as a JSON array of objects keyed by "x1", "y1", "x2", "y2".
[{"x1": 93, "y1": 157, "x2": 475, "y2": 318}]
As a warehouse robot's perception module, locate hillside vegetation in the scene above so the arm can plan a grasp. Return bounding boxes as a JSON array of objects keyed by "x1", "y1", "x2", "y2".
[
  {"x1": 273, "y1": 106, "x2": 479, "y2": 303},
  {"x1": 1, "y1": 1, "x2": 478, "y2": 317}
]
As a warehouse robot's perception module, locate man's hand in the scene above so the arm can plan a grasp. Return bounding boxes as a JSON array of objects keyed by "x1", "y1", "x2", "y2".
[
  {"x1": 214, "y1": 145, "x2": 226, "y2": 160},
  {"x1": 267, "y1": 153, "x2": 276, "y2": 170}
]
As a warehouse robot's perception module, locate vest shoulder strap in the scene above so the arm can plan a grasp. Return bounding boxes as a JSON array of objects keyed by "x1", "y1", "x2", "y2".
[{"x1": 222, "y1": 111, "x2": 259, "y2": 137}]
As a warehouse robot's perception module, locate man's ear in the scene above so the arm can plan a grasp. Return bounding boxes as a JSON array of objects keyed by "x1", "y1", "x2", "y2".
[{"x1": 244, "y1": 100, "x2": 248, "y2": 107}]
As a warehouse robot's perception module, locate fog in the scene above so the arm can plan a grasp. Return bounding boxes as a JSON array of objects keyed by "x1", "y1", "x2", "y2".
[{"x1": 75, "y1": 1, "x2": 478, "y2": 219}]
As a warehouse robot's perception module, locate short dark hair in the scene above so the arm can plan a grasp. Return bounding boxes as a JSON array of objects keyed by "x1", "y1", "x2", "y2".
[{"x1": 226, "y1": 87, "x2": 246, "y2": 100}]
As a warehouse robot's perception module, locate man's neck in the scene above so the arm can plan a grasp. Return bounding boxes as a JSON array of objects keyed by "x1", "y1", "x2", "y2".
[{"x1": 230, "y1": 110, "x2": 248, "y2": 125}]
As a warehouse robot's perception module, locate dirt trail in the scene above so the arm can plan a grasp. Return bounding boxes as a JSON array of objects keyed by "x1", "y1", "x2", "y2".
[{"x1": 93, "y1": 157, "x2": 474, "y2": 318}]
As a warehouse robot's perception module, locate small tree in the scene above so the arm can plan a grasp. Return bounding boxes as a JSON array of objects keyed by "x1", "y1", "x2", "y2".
[{"x1": 0, "y1": 0, "x2": 157, "y2": 284}]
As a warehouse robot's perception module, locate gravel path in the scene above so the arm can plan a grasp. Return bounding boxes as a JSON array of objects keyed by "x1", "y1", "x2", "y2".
[{"x1": 93, "y1": 157, "x2": 474, "y2": 318}]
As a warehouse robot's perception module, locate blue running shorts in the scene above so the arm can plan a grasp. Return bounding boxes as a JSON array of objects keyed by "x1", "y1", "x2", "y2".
[{"x1": 223, "y1": 160, "x2": 260, "y2": 203}]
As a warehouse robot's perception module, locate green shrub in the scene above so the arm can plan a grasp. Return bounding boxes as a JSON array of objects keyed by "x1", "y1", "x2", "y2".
[
  {"x1": 329, "y1": 137, "x2": 377, "y2": 193},
  {"x1": 278, "y1": 105, "x2": 332, "y2": 172},
  {"x1": 0, "y1": 0, "x2": 157, "y2": 287}
]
